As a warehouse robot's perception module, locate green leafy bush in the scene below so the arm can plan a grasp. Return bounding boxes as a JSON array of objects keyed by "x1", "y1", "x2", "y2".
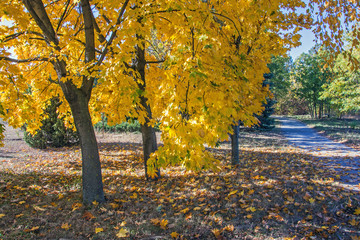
[
  {"x1": 24, "y1": 97, "x2": 79, "y2": 149},
  {"x1": 95, "y1": 117, "x2": 160, "y2": 133}
]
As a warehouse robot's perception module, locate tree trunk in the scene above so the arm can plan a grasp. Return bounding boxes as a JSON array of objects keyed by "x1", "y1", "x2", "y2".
[
  {"x1": 66, "y1": 90, "x2": 105, "y2": 204},
  {"x1": 230, "y1": 123, "x2": 240, "y2": 165},
  {"x1": 132, "y1": 30, "x2": 160, "y2": 180}
]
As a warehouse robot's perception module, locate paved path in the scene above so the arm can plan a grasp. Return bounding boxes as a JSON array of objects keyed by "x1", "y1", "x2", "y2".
[{"x1": 276, "y1": 116, "x2": 360, "y2": 190}]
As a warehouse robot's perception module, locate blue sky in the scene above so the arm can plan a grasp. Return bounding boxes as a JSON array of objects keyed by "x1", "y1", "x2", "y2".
[{"x1": 288, "y1": 29, "x2": 316, "y2": 60}]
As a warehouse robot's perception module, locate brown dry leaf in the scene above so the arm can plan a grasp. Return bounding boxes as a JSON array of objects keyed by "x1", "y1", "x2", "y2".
[{"x1": 83, "y1": 211, "x2": 96, "y2": 220}]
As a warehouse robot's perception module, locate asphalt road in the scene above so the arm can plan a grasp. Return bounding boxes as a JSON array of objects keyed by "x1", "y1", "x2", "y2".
[{"x1": 276, "y1": 116, "x2": 360, "y2": 190}]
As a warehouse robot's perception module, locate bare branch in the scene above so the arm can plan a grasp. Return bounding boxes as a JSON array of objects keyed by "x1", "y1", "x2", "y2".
[
  {"x1": 0, "y1": 56, "x2": 49, "y2": 63},
  {"x1": 56, "y1": 0, "x2": 71, "y2": 33},
  {"x1": 146, "y1": 60, "x2": 165, "y2": 64},
  {"x1": 96, "y1": 0, "x2": 130, "y2": 66},
  {"x1": 1, "y1": 31, "x2": 45, "y2": 43},
  {"x1": 211, "y1": 11, "x2": 241, "y2": 39},
  {"x1": 90, "y1": 8, "x2": 107, "y2": 44}
]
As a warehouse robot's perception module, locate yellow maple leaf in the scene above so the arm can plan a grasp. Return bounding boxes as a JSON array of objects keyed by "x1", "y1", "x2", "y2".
[
  {"x1": 95, "y1": 227, "x2": 103, "y2": 233},
  {"x1": 0, "y1": 214, "x2": 5, "y2": 218},
  {"x1": 61, "y1": 223, "x2": 71, "y2": 230},
  {"x1": 72, "y1": 202, "x2": 82, "y2": 211},
  {"x1": 223, "y1": 224, "x2": 234, "y2": 232},
  {"x1": 109, "y1": 203, "x2": 120, "y2": 209},
  {"x1": 151, "y1": 218, "x2": 160, "y2": 225},
  {"x1": 171, "y1": 232, "x2": 179, "y2": 238},
  {"x1": 212, "y1": 228, "x2": 222, "y2": 238},
  {"x1": 354, "y1": 207, "x2": 360, "y2": 215},
  {"x1": 349, "y1": 219, "x2": 359, "y2": 226},
  {"x1": 160, "y1": 219, "x2": 168, "y2": 230},
  {"x1": 116, "y1": 228, "x2": 129, "y2": 238},
  {"x1": 228, "y1": 190, "x2": 238, "y2": 197},
  {"x1": 180, "y1": 207, "x2": 190, "y2": 214}
]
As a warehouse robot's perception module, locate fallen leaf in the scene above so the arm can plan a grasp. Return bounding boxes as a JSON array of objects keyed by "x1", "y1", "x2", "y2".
[
  {"x1": 83, "y1": 211, "x2": 96, "y2": 220},
  {"x1": 72, "y1": 202, "x2": 82, "y2": 211},
  {"x1": 0, "y1": 214, "x2": 5, "y2": 218},
  {"x1": 223, "y1": 224, "x2": 234, "y2": 232},
  {"x1": 160, "y1": 219, "x2": 168, "y2": 230},
  {"x1": 95, "y1": 227, "x2": 103, "y2": 233},
  {"x1": 349, "y1": 219, "x2": 359, "y2": 226},
  {"x1": 354, "y1": 207, "x2": 360, "y2": 215},
  {"x1": 171, "y1": 232, "x2": 179, "y2": 238},
  {"x1": 33, "y1": 205, "x2": 46, "y2": 211},
  {"x1": 24, "y1": 226, "x2": 39, "y2": 232},
  {"x1": 211, "y1": 228, "x2": 222, "y2": 238},
  {"x1": 228, "y1": 190, "x2": 238, "y2": 197},
  {"x1": 61, "y1": 223, "x2": 71, "y2": 230},
  {"x1": 116, "y1": 228, "x2": 129, "y2": 238}
]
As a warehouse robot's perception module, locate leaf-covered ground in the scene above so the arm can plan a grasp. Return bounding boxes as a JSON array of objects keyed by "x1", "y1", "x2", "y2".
[{"x1": 0, "y1": 127, "x2": 360, "y2": 239}]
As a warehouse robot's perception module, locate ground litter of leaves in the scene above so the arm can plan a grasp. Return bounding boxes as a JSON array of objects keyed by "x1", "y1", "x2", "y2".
[{"x1": 0, "y1": 129, "x2": 360, "y2": 239}]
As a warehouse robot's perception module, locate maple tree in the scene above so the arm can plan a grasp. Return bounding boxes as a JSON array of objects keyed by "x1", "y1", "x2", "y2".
[
  {"x1": 0, "y1": 0, "x2": 356, "y2": 201},
  {"x1": 310, "y1": 0, "x2": 360, "y2": 69},
  {"x1": 0, "y1": 0, "x2": 131, "y2": 203},
  {"x1": 93, "y1": 0, "x2": 313, "y2": 173}
]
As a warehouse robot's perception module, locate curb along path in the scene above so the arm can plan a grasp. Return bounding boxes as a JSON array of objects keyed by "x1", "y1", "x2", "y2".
[{"x1": 276, "y1": 116, "x2": 360, "y2": 190}]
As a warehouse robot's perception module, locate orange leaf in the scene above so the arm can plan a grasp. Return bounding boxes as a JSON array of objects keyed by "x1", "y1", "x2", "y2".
[
  {"x1": 171, "y1": 232, "x2": 179, "y2": 238},
  {"x1": 211, "y1": 228, "x2": 222, "y2": 238},
  {"x1": 160, "y1": 219, "x2": 168, "y2": 230},
  {"x1": 83, "y1": 211, "x2": 96, "y2": 220}
]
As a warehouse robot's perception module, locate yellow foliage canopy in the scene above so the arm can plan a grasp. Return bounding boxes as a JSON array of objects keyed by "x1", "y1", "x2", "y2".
[{"x1": 0, "y1": 0, "x2": 312, "y2": 173}]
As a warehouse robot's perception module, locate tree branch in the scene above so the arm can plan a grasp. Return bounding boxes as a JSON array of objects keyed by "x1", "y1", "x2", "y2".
[
  {"x1": 1, "y1": 31, "x2": 45, "y2": 43},
  {"x1": 0, "y1": 56, "x2": 49, "y2": 63},
  {"x1": 96, "y1": 0, "x2": 130, "y2": 66},
  {"x1": 56, "y1": 0, "x2": 71, "y2": 33},
  {"x1": 22, "y1": 0, "x2": 59, "y2": 46},
  {"x1": 146, "y1": 60, "x2": 165, "y2": 64},
  {"x1": 211, "y1": 11, "x2": 241, "y2": 39}
]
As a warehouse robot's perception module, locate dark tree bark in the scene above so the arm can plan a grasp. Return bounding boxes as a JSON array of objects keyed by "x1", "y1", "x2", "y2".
[
  {"x1": 22, "y1": 0, "x2": 106, "y2": 204},
  {"x1": 64, "y1": 87, "x2": 105, "y2": 204},
  {"x1": 140, "y1": 97, "x2": 160, "y2": 180},
  {"x1": 230, "y1": 123, "x2": 240, "y2": 165},
  {"x1": 133, "y1": 36, "x2": 160, "y2": 180}
]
